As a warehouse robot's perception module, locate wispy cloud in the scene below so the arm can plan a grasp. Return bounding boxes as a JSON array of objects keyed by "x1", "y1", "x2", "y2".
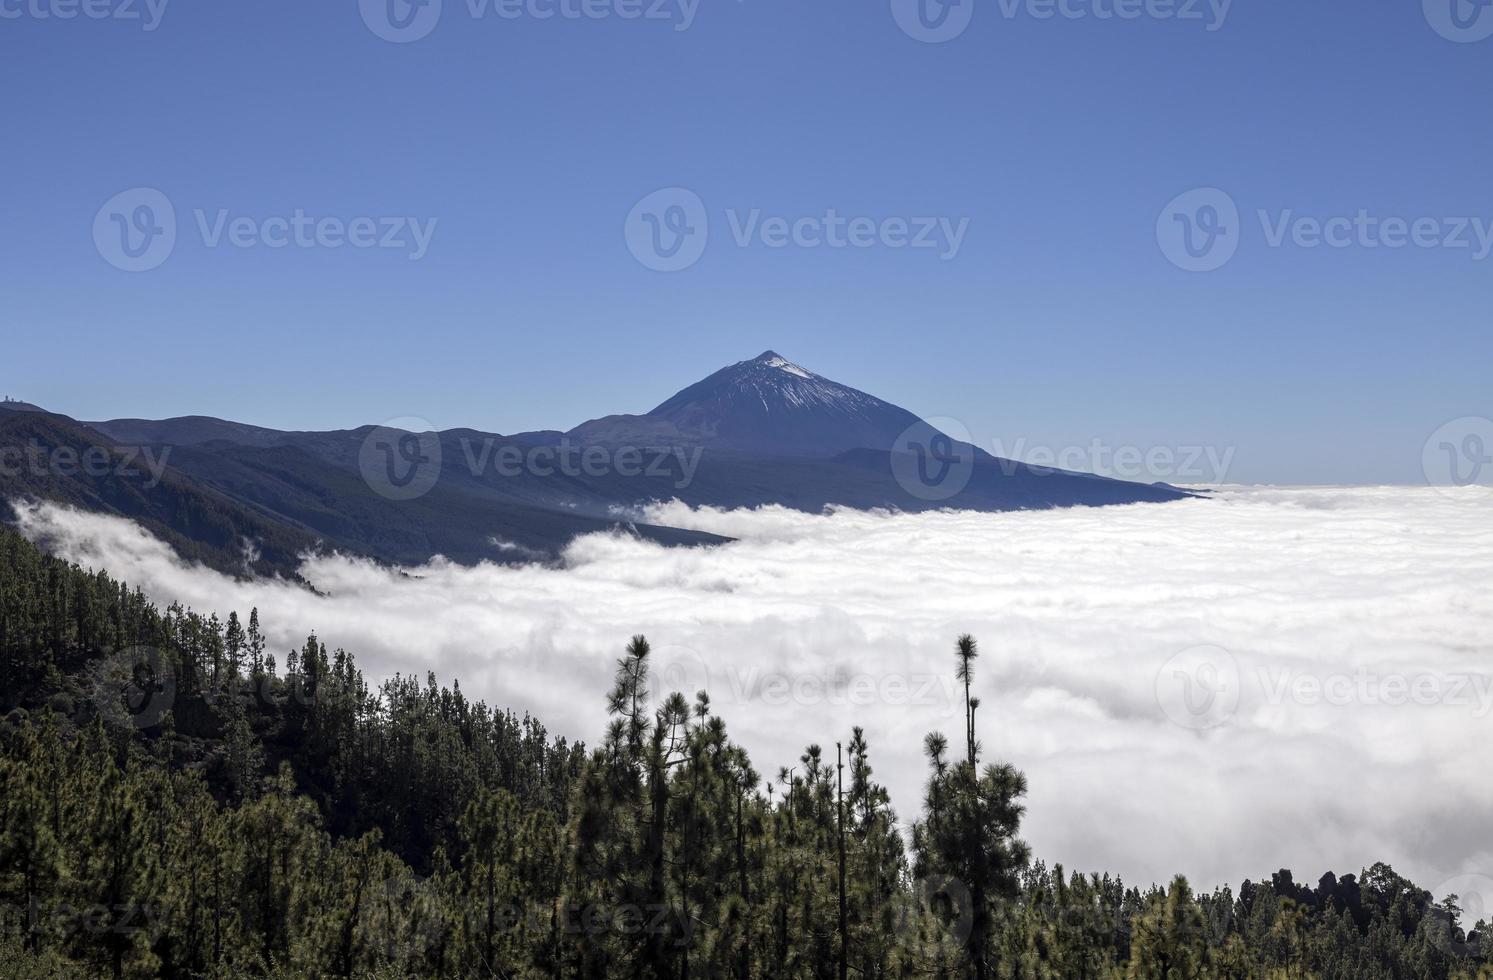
[{"x1": 12, "y1": 487, "x2": 1493, "y2": 895}]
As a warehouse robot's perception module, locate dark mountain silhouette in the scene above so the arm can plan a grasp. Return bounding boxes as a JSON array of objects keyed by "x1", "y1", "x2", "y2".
[
  {"x1": 2, "y1": 353, "x2": 1191, "y2": 572},
  {"x1": 1, "y1": 411, "x2": 728, "y2": 575},
  {"x1": 0, "y1": 410, "x2": 316, "y2": 577}
]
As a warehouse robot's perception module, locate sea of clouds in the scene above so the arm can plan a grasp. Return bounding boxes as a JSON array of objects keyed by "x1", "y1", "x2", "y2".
[{"x1": 12, "y1": 486, "x2": 1493, "y2": 906}]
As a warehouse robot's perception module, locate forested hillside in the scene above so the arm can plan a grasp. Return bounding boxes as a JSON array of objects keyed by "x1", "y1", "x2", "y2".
[
  {"x1": 0, "y1": 525, "x2": 1487, "y2": 978},
  {"x1": 0, "y1": 410, "x2": 318, "y2": 577}
]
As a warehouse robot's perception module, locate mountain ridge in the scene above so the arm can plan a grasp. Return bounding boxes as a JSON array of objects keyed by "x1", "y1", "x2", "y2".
[
  {"x1": 635, "y1": 350, "x2": 930, "y2": 457},
  {"x1": 3, "y1": 352, "x2": 1192, "y2": 571}
]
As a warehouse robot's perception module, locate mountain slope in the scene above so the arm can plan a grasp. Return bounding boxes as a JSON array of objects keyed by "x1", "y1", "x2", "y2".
[
  {"x1": 89, "y1": 415, "x2": 290, "y2": 449},
  {"x1": 7, "y1": 411, "x2": 727, "y2": 573},
  {"x1": 644, "y1": 351, "x2": 926, "y2": 456},
  {"x1": 566, "y1": 351, "x2": 929, "y2": 457},
  {"x1": 7, "y1": 350, "x2": 1196, "y2": 570},
  {"x1": 0, "y1": 410, "x2": 317, "y2": 576},
  {"x1": 157, "y1": 434, "x2": 729, "y2": 565}
]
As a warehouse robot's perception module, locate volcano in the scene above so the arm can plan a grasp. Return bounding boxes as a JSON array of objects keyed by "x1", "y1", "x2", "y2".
[{"x1": 0, "y1": 350, "x2": 1199, "y2": 573}]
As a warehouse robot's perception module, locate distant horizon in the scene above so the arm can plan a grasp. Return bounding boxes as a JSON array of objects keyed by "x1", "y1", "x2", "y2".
[{"x1": 0, "y1": 384, "x2": 1464, "y2": 492}]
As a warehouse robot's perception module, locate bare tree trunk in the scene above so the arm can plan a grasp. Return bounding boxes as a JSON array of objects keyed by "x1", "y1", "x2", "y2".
[{"x1": 837, "y1": 742, "x2": 847, "y2": 980}]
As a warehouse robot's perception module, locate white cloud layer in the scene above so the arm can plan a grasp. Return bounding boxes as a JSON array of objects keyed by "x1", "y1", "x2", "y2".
[{"x1": 12, "y1": 487, "x2": 1493, "y2": 900}]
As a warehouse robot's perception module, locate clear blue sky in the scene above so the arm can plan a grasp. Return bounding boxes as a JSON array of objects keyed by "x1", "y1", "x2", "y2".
[{"x1": 3, "y1": 0, "x2": 1490, "y2": 484}]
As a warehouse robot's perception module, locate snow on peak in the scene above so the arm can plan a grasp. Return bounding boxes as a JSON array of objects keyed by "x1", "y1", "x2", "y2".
[
  {"x1": 752, "y1": 351, "x2": 815, "y2": 379},
  {"x1": 768, "y1": 358, "x2": 814, "y2": 379}
]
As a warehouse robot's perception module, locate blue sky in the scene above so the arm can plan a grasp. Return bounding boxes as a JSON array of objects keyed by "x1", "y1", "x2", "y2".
[{"x1": 2, "y1": 0, "x2": 1490, "y2": 484}]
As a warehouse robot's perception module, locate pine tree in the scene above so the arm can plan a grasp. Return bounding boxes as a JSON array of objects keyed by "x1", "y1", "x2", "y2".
[
  {"x1": 913, "y1": 635, "x2": 1031, "y2": 980},
  {"x1": 246, "y1": 606, "x2": 265, "y2": 678},
  {"x1": 224, "y1": 611, "x2": 245, "y2": 687}
]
